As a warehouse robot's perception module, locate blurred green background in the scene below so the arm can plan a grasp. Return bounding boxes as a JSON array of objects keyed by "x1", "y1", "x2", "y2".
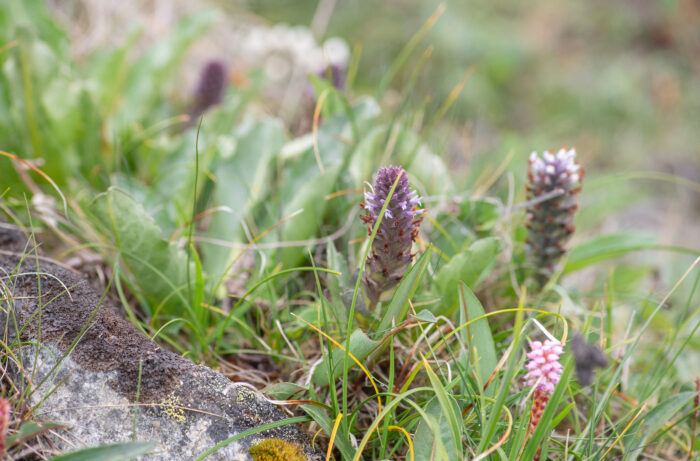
[
  {"x1": 251, "y1": 0, "x2": 700, "y2": 167},
  {"x1": 5, "y1": 0, "x2": 700, "y2": 280}
]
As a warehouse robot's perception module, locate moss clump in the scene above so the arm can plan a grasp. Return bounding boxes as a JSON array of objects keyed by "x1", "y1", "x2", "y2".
[{"x1": 249, "y1": 438, "x2": 305, "y2": 461}]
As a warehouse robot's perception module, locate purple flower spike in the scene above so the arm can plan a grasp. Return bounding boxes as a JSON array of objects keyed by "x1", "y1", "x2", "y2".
[
  {"x1": 191, "y1": 60, "x2": 228, "y2": 118},
  {"x1": 526, "y1": 148, "x2": 583, "y2": 287},
  {"x1": 524, "y1": 340, "x2": 564, "y2": 394},
  {"x1": 360, "y1": 166, "x2": 424, "y2": 307}
]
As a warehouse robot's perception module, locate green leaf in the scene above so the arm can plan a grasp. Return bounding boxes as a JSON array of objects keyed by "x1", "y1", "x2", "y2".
[
  {"x1": 564, "y1": 232, "x2": 657, "y2": 273},
  {"x1": 308, "y1": 74, "x2": 346, "y2": 117},
  {"x1": 376, "y1": 247, "x2": 433, "y2": 333},
  {"x1": 201, "y1": 118, "x2": 285, "y2": 275},
  {"x1": 457, "y1": 284, "x2": 497, "y2": 393},
  {"x1": 435, "y1": 237, "x2": 498, "y2": 315},
  {"x1": 90, "y1": 187, "x2": 191, "y2": 315},
  {"x1": 281, "y1": 165, "x2": 341, "y2": 268},
  {"x1": 412, "y1": 309, "x2": 438, "y2": 324},
  {"x1": 325, "y1": 241, "x2": 350, "y2": 324},
  {"x1": 413, "y1": 398, "x2": 457, "y2": 461},
  {"x1": 50, "y1": 441, "x2": 156, "y2": 461},
  {"x1": 190, "y1": 243, "x2": 206, "y2": 326},
  {"x1": 312, "y1": 328, "x2": 378, "y2": 385},
  {"x1": 423, "y1": 361, "x2": 463, "y2": 457},
  {"x1": 347, "y1": 125, "x2": 387, "y2": 186},
  {"x1": 6, "y1": 421, "x2": 64, "y2": 447},
  {"x1": 263, "y1": 382, "x2": 307, "y2": 400},
  {"x1": 622, "y1": 391, "x2": 696, "y2": 461},
  {"x1": 460, "y1": 199, "x2": 500, "y2": 232}
]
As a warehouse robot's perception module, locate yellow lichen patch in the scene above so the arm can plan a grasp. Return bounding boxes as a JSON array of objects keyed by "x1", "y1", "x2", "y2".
[
  {"x1": 159, "y1": 394, "x2": 186, "y2": 423},
  {"x1": 236, "y1": 386, "x2": 256, "y2": 404},
  {"x1": 249, "y1": 438, "x2": 305, "y2": 461}
]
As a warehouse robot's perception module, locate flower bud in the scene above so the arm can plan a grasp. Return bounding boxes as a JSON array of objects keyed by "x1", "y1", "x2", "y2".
[{"x1": 190, "y1": 60, "x2": 227, "y2": 118}]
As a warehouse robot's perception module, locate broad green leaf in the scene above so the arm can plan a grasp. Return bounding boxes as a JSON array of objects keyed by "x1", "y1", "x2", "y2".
[
  {"x1": 278, "y1": 97, "x2": 380, "y2": 267},
  {"x1": 308, "y1": 74, "x2": 346, "y2": 117},
  {"x1": 90, "y1": 187, "x2": 191, "y2": 315},
  {"x1": 312, "y1": 328, "x2": 378, "y2": 385},
  {"x1": 622, "y1": 391, "x2": 696, "y2": 461},
  {"x1": 435, "y1": 237, "x2": 498, "y2": 315},
  {"x1": 6, "y1": 421, "x2": 63, "y2": 447},
  {"x1": 263, "y1": 382, "x2": 307, "y2": 400},
  {"x1": 50, "y1": 441, "x2": 157, "y2": 461},
  {"x1": 412, "y1": 309, "x2": 438, "y2": 324},
  {"x1": 564, "y1": 232, "x2": 657, "y2": 273},
  {"x1": 457, "y1": 284, "x2": 497, "y2": 394},
  {"x1": 325, "y1": 241, "x2": 350, "y2": 324},
  {"x1": 326, "y1": 241, "x2": 350, "y2": 296},
  {"x1": 413, "y1": 398, "x2": 456, "y2": 461},
  {"x1": 349, "y1": 96, "x2": 382, "y2": 121},
  {"x1": 281, "y1": 165, "x2": 341, "y2": 268},
  {"x1": 423, "y1": 361, "x2": 463, "y2": 457},
  {"x1": 348, "y1": 125, "x2": 387, "y2": 185},
  {"x1": 376, "y1": 246, "x2": 433, "y2": 333},
  {"x1": 202, "y1": 118, "x2": 285, "y2": 275},
  {"x1": 608, "y1": 264, "x2": 654, "y2": 295},
  {"x1": 460, "y1": 199, "x2": 500, "y2": 233}
]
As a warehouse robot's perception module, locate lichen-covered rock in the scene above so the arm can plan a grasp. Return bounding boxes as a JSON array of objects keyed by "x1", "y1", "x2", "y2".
[{"x1": 0, "y1": 226, "x2": 319, "y2": 460}]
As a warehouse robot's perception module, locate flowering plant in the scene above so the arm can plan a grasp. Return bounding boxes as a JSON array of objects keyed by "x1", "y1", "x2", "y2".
[
  {"x1": 526, "y1": 148, "x2": 583, "y2": 287},
  {"x1": 360, "y1": 166, "x2": 423, "y2": 308}
]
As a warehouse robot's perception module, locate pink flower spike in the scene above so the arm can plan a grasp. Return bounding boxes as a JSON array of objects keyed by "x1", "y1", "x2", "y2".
[
  {"x1": 524, "y1": 339, "x2": 564, "y2": 395},
  {"x1": 0, "y1": 398, "x2": 9, "y2": 456}
]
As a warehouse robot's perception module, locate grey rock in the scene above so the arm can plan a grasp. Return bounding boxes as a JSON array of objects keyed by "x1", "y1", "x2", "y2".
[{"x1": 0, "y1": 227, "x2": 318, "y2": 460}]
